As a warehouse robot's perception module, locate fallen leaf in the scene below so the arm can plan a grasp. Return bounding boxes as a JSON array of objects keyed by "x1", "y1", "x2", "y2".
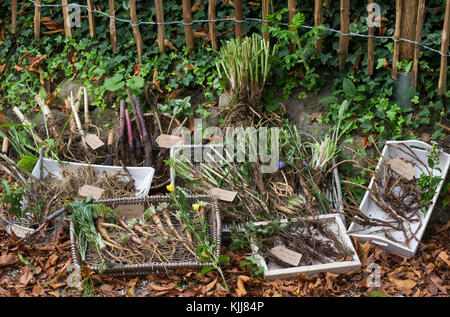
[
  {"x1": 0, "y1": 64, "x2": 6, "y2": 74},
  {"x1": 100, "y1": 284, "x2": 114, "y2": 292},
  {"x1": 191, "y1": 0, "x2": 203, "y2": 13},
  {"x1": 0, "y1": 253, "x2": 18, "y2": 267},
  {"x1": 32, "y1": 284, "x2": 45, "y2": 297},
  {"x1": 429, "y1": 273, "x2": 447, "y2": 294},
  {"x1": 203, "y1": 278, "x2": 217, "y2": 293},
  {"x1": 361, "y1": 135, "x2": 370, "y2": 149},
  {"x1": 309, "y1": 112, "x2": 326, "y2": 124},
  {"x1": 389, "y1": 278, "x2": 416, "y2": 294},
  {"x1": 20, "y1": 266, "x2": 33, "y2": 286},
  {"x1": 367, "y1": 289, "x2": 388, "y2": 297},
  {"x1": 420, "y1": 132, "x2": 431, "y2": 142},
  {"x1": 236, "y1": 275, "x2": 250, "y2": 297},
  {"x1": 148, "y1": 283, "x2": 174, "y2": 292},
  {"x1": 126, "y1": 278, "x2": 138, "y2": 297},
  {"x1": 359, "y1": 240, "x2": 372, "y2": 262},
  {"x1": 437, "y1": 251, "x2": 450, "y2": 266}
]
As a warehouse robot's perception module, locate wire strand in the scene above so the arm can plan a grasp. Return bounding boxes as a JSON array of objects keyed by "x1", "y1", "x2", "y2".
[{"x1": 24, "y1": 0, "x2": 450, "y2": 57}]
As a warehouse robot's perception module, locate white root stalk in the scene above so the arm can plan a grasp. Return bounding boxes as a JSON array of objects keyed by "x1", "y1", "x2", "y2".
[
  {"x1": 69, "y1": 90, "x2": 87, "y2": 148},
  {"x1": 83, "y1": 86, "x2": 90, "y2": 128},
  {"x1": 35, "y1": 95, "x2": 59, "y2": 140},
  {"x1": 2, "y1": 137, "x2": 8, "y2": 154},
  {"x1": 12, "y1": 106, "x2": 43, "y2": 144}
]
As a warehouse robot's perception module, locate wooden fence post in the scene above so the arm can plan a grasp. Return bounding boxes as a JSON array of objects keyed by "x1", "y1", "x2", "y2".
[
  {"x1": 391, "y1": 0, "x2": 402, "y2": 80},
  {"x1": 235, "y1": 0, "x2": 244, "y2": 39},
  {"x1": 129, "y1": 0, "x2": 143, "y2": 60},
  {"x1": 108, "y1": 0, "x2": 117, "y2": 53},
  {"x1": 11, "y1": 0, "x2": 17, "y2": 35},
  {"x1": 338, "y1": 0, "x2": 350, "y2": 70},
  {"x1": 368, "y1": 0, "x2": 374, "y2": 76},
  {"x1": 314, "y1": 0, "x2": 323, "y2": 55},
  {"x1": 34, "y1": 0, "x2": 41, "y2": 40},
  {"x1": 62, "y1": 0, "x2": 72, "y2": 38},
  {"x1": 411, "y1": 0, "x2": 426, "y2": 87},
  {"x1": 288, "y1": 0, "x2": 297, "y2": 53},
  {"x1": 155, "y1": 0, "x2": 165, "y2": 54},
  {"x1": 182, "y1": 0, "x2": 194, "y2": 50},
  {"x1": 208, "y1": 0, "x2": 218, "y2": 50},
  {"x1": 262, "y1": 0, "x2": 270, "y2": 42},
  {"x1": 87, "y1": 0, "x2": 96, "y2": 38},
  {"x1": 438, "y1": 0, "x2": 450, "y2": 95}
]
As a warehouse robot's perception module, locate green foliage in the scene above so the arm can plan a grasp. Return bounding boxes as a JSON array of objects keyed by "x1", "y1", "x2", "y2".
[
  {"x1": 418, "y1": 144, "x2": 443, "y2": 210},
  {"x1": 158, "y1": 96, "x2": 193, "y2": 118},
  {"x1": 0, "y1": 180, "x2": 27, "y2": 219}
]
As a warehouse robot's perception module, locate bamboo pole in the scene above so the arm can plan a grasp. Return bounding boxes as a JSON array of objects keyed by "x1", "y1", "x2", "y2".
[
  {"x1": 411, "y1": 0, "x2": 426, "y2": 87},
  {"x1": 391, "y1": 0, "x2": 402, "y2": 80},
  {"x1": 368, "y1": 0, "x2": 374, "y2": 76},
  {"x1": 182, "y1": 0, "x2": 194, "y2": 50},
  {"x1": 438, "y1": 0, "x2": 450, "y2": 95},
  {"x1": 62, "y1": 0, "x2": 72, "y2": 38},
  {"x1": 87, "y1": 0, "x2": 96, "y2": 38},
  {"x1": 288, "y1": 0, "x2": 297, "y2": 54},
  {"x1": 338, "y1": 0, "x2": 350, "y2": 70},
  {"x1": 155, "y1": 0, "x2": 165, "y2": 54},
  {"x1": 235, "y1": 0, "x2": 244, "y2": 39},
  {"x1": 129, "y1": 0, "x2": 143, "y2": 60},
  {"x1": 262, "y1": 0, "x2": 270, "y2": 42},
  {"x1": 108, "y1": 0, "x2": 117, "y2": 53},
  {"x1": 314, "y1": 0, "x2": 323, "y2": 55},
  {"x1": 11, "y1": 0, "x2": 17, "y2": 35},
  {"x1": 208, "y1": 0, "x2": 218, "y2": 50},
  {"x1": 34, "y1": 0, "x2": 41, "y2": 40}
]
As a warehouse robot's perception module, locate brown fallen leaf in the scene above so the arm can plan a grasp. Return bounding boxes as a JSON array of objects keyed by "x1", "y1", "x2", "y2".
[
  {"x1": 236, "y1": 275, "x2": 250, "y2": 297},
  {"x1": 359, "y1": 240, "x2": 372, "y2": 262},
  {"x1": 203, "y1": 278, "x2": 217, "y2": 293},
  {"x1": 0, "y1": 64, "x2": 6, "y2": 74},
  {"x1": 20, "y1": 266, "x2": 33, "y2": 286},
  {"x1": 389, "y1": 278, "x2": 417, "y2": 294},
  {"x1": 429, "y1": 273, "x2": 447, "y2": 294},
  {"x1": 437, "y1": 251, "x2": 450, "y2": 266},
  {"x1": 126, "y1": 278, "x2": 138, "y2": 297},
  {"x1": 32, "y1": 284, "x2": 45, "y2": 297},
  {"x1": 148, "y1": 283, "x2": 174, "y2": 292},
  {"x1": 0, "y1": 253, "x2": 18, "y2": 267}
]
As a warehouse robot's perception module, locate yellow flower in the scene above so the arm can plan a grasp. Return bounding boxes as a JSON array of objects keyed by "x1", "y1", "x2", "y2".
[
  {"x1": 166, "y1": 184, "x2": 175, "y2": 193},
  {"x1": 192, "y1": 203, "x2": 200, "y2": 211}
]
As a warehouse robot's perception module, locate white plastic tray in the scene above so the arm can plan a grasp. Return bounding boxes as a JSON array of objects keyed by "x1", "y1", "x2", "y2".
[
  {"x1": 251, "y1": 214, "x2": 361, "y2": 280},
  {"x1": 347, "y1": 140, "x2": 450, "y2": 258},
  {"x1": 32, "y1": 158, "x2": 155, "y2": 198}
]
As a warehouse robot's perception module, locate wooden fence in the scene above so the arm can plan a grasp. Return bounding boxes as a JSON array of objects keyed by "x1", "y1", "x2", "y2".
[{"x1": 8, "y1": 0, "x2": 450, "y2": 94}]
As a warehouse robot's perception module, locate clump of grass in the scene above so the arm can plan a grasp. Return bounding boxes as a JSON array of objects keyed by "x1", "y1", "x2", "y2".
[{"x1": 216, "y1": 34, "x2": 275, "y2": 106}]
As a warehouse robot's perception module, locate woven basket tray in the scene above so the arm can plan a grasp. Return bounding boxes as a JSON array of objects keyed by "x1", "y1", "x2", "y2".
[{"x1": 70, "y1": 195, "x2": 222, "y2": 277}]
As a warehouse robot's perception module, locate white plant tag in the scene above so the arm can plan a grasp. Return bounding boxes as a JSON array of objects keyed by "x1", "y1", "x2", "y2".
[
  {"x1": 85, "y1": 134, "x2": 104, "y2": 150},
  {"x1": 209, "y1": 188, "x2": 237, "y2": 202},
  {"x1": 156, "y1": 134, "x2": 182, "y2": 148},
  {"x1": 270, "y1": 246, "x2": 303, "y2": 267},
  {"x1": 389, "y1": 158, "x2": 417, "y2": 180},
  {"x1": 78, "y1": 185, "x2": 105, "y2": 200}
]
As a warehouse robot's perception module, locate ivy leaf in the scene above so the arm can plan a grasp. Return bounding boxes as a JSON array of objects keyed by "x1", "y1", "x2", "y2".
[
  {"x1": 218, "y1": 255, "x2": 230, "y2": 263},
  {"x1": 103, "y1": 73, "x2": 124, "y2": 92},
  {"x1": 126, "y1": 76, "x2": 145, "y2": 92}
]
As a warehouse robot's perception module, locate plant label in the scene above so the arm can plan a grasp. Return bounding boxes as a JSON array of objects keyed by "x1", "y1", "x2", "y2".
[
  {"x1": 85, "y1": 134, "x2": 104, "y2": 150},
  {"x1": 270, "y1": 246, "x2": 303, "y2": 267},
  {"x1": 115, "y1": 204, "x2": 145, "y2": 219},
  {"x1": 389, "y1": 158, "x2": 417, "y2": 180},
  {"x1": 209, "y1": 188, "x2": 237, "y2": 202},
  {"x1": 78, "y1": 185, "x2": 105, "y2": 200},
  {"x1": 156, "y1": 134, "x2": 182, "y2": 148}
]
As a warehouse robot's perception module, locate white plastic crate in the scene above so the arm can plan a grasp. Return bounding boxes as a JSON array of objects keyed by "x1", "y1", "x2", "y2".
[
  {"x1": 251, "y1": 214, "x2": 361, "y2": 280},
  {"x1": 32, "y1": 158, "x2": 155, "y2": 198},
  {"x1": 347, "y1": 140, "x2": 450, "y2": 258}
]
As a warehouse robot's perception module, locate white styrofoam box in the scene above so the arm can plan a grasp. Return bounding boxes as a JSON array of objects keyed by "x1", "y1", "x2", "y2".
[
  {"x1": 251, "y1": 214, "x2": 361, "y2": 280},
  {"x1": 32, "y1": 158, "x2": 155, "y2": 198},
  {"x1": 348, "y1": 140, "x2": 450, "y2": 258}
]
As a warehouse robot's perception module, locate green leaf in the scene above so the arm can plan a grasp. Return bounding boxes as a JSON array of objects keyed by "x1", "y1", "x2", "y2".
[
  {"x1": 18, "y1": 253, "x2": 29, "y2": 265},
  {"x1": 103, "y1": 73, "x2": 124, "y2": 92},
  {"x1": 343, "y1": 78, "x2": 356, "y2": 97},
  {"x1": 320, "y1": 96, "x2": 339, "y2": 104},
  {"x1": 18, "y1": 156, "x2": 38, "y2": 172},
  {"x1": 126, "y1": 76, "x2": 145, "y2": 91},
  {"x1": 367, "y1": 290, "x2": 388, "y2": 297},
  {"x1": 218, "y1": 255, "x2": 230, "y2": 263},
  {"x1": 201, "y1": 265, "x2": 215, "y2": 278}
]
